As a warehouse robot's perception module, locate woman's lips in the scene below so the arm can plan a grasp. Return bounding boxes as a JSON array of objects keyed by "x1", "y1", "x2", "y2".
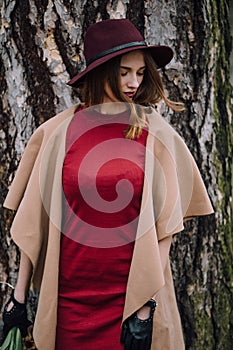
[{"x1": 124, "y1": 92, "x2": 135, "y2": 99}]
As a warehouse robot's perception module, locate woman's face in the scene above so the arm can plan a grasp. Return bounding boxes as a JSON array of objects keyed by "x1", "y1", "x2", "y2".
[{"x1": 103, "y1": 50, "x2": 145, "y2": 103}]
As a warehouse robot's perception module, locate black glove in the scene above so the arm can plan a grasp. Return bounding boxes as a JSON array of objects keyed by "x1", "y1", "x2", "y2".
[
  {"x1": 3, "y1": 290, "x2": 32, "y2": 338},
  {"x1": 120, "y1": 299, "x2": 157, "y2": 350}
]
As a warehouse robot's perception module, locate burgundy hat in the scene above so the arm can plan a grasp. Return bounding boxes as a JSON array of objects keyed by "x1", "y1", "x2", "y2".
[{"x1": 68, "y1": 19, "x2": 173, "y2": 87}]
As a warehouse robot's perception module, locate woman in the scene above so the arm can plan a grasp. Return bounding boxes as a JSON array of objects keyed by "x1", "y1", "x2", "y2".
[{"x1": 2, "y1": 19, "x2": 214, "y2": 349}]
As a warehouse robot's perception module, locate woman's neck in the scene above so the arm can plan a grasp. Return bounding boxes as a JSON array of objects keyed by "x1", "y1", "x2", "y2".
[{"x1": 96, "y1": 102, "x2": 128, "y2": 115}]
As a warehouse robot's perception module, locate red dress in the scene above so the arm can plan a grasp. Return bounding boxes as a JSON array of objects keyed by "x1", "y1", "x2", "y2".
[{"x1": 55, "y1": 108, "x2": 147, "y2": 349}]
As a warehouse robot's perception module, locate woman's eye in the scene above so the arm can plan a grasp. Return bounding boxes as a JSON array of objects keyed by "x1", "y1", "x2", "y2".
[
  {"x1": 137, "y1": 71, "x2": 145, "y2": 76},
  {"x1": 120, "y1": 71, "x2": 127, "y2": 77}
]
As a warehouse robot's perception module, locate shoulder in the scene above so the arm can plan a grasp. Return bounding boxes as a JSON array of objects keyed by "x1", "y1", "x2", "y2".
[
  {"x1": 27, "y1": 103, "x2": 80, "y2": 145},
  {"x1": 146, "y1": 107, "x2": 178, "y2": 135},
  {"x1": 145, "y1": 107, "x2": 186, "y2": 145},
  {"x1": 144, "y1": 107, "x2": 194, "y2": 163},
  {"x1": 37, "y1": 103, "x2": 80, "y2": 133}
]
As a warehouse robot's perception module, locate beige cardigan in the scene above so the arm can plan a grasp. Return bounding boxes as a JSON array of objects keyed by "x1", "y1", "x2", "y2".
[{"x1": 4, "y1": 104, "x2": 214, "y2": 350}]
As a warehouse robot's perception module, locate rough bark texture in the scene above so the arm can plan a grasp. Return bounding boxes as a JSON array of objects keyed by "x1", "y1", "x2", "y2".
[{"x1": 0, "y1": 0, "x2": 232, "y2": 349}]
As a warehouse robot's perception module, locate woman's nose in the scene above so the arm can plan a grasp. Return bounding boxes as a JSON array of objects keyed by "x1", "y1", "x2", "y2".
[{"x1": 127, "y1": 74, "x2": 140, "y2": 88}]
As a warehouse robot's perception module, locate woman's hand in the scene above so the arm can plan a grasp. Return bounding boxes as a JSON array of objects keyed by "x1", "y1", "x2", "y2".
[
  {"x1": 136, "y1": 304, "x2": 151, "y2": 320},
  {"x1": 120, "y1": 299, "x2": 156, "y2": 350},
  {"x1": 3, "y1": 290, "x2": 32, "y2": 337}
]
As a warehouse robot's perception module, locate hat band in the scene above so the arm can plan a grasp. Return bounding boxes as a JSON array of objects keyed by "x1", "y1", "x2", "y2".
[{"x1": 86, "y1": 41, "x2": 147, "y2": 66}]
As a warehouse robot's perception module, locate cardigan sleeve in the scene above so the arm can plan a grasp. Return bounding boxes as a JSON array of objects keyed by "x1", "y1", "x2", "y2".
[
  {"x1": 3, "y1": 105, "x2": 77, "y2": 290},
  {"x1": 3, "y1": 127, "x2": 44, "y2": 211},
  {"x1": 3, "y1": 125, "x2": 50, "y2": 281},
  {"x1": 150, "y1": 112, "x2": 214, "y2": 241}
]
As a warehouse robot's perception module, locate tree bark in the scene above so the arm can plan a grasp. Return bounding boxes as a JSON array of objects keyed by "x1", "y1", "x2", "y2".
[{"x1": 0, "y1": 0, "x2": 232, "y2": 349}]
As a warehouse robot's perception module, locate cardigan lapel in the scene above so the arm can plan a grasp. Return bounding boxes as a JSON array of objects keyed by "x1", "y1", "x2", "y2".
[{"x1": 122, "y1": 121, "x2": 165, "y2": 321}]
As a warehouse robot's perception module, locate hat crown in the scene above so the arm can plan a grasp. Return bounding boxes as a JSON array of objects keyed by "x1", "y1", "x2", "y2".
[
  {"x1": 84, "y1": 19, "x2": 144, "y2": 64},
  {"x1": 68, "y1": 19, "x2": 174, "y2": 87}
]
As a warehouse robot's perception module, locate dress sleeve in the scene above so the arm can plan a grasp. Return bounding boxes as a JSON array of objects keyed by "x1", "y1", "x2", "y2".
[{"x1": 150, "y1": 113, "x2": 214, "y2": 241}]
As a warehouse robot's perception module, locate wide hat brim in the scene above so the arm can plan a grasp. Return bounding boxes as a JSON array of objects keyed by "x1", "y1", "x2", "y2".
[{"x1": 67, "y1": 44, "x2": 173, "y2": 87}]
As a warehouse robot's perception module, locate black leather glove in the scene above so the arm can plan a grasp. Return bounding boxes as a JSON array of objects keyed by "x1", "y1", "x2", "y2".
[
  {"x1": 120, "y1": 299, "x2": 157, "y2": 350},
  {"x1": 3, "y1": 290, "x2": 32, "y2": 338}
]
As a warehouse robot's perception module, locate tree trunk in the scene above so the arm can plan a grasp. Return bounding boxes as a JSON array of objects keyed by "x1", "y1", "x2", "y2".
[{"x1": 0, "y1": 1, "x2": 232, "y2": 349}]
